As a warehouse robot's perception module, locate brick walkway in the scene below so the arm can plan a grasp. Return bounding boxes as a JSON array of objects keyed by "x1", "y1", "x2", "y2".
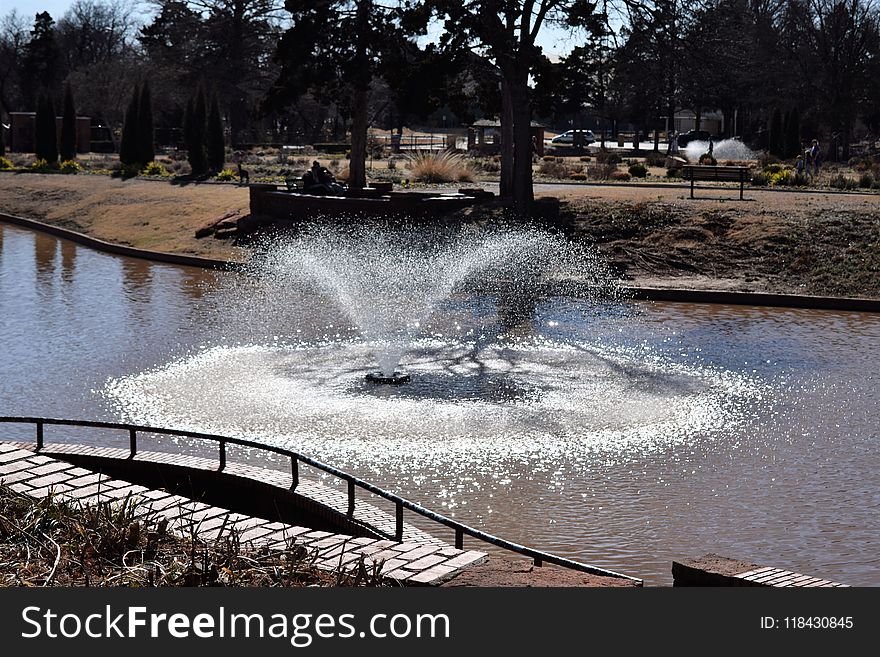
[
  {"x1": 0, "y1": 441, "x2": 487, "y2": 585},
  {"x1": 672, "y1": 554, "x2": 851, "y2": 587}
]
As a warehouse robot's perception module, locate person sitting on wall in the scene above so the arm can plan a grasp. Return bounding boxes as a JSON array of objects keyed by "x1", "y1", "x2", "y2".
[{"x1": 302, "y1": 160, "x2": 346, "y2": 195}]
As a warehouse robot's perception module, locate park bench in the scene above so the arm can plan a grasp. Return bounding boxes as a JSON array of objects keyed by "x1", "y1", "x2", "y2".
[
  {"x1": 285, "y1": 177, "x2": 305, "y2": 191},
  {"x1": 681, "y1": 165, "x2": 751, "y2": 200}
]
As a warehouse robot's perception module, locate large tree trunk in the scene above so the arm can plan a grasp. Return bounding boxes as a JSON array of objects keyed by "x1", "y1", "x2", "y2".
[
  {"x1": 510, "y1": 73, "x2": 535, "y2": 216},
  {"x1": 503, "y1": 63, "x2": 534, "y2": 214},
  {"x1": 347, "y1": 0, "x2": 370, "y2": 191},
  {"x1": 349, "y1": 88, "x2": 368, "y2": 190},
  {"x1": 499, "y1": 78, "x2": 514, "y2": 199}
]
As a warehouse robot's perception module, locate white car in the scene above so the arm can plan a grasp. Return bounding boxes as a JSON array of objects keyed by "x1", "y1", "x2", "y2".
[{"x1": 550, "y1": 129, "x2": 596, "y2": 145}]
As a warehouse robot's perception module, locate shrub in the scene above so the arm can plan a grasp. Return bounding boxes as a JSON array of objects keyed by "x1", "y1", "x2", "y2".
[
  {"x1": 858, "y1": 173, "x2": 874, "y2": 188},
  {"x1": 645, "y1": 151, "x2": 666, "y2": 167},
  {"x1": 538, "y1": 159, "x2": 571, "y2": 178},
  {"x1": 542, "y1": 155, "x2": 556, "y2": 162},
  {"x1": 699, "y1": 152, "x2": 717, "y2": 165},
  {"x1": 751, "y1": 171, "x2": 769, "y2": 186},
  {"x1": 628, "y1": 162, "x2": 648, "y2": 178},
  {"x1": 763, "y1": 163, "x2": 785, "y2": 174},
  {"x1": 579, "y1": 156, "x2": 592, "y2": 162},
  {"x1": 312, "y1": 143, "x2": 348, "y2": 154},
  {"x1": 829, "y1": 174, "x2": 857, "y2": 190},
  {"x1": 60, "y1": 160, "x2": 82, "y2": 174},
  {"x1": 769, "y1": 169, "x2": 794, "y2": 186},
  {"x1": 666, "y1": 167, "x2": 682, "y2": 179},
  {"x1": 595, "y1": 151, "x2": 620, "y2": 165},
  {"x1": 407, "y1": 151, "x2": 475, "y2": 183},
  {"x1": 569, "y1": 172, "x2": 587, "y2": 181},
  {"x1": 480, "y1": 158, "x2": 500, "y2": 173},
  {"x1": 587, "y1": 163, "x2": 617, "y2": 180},
  {"x1": 30, "y1": 158, "x2": 51, "y2": 171},
  {"x1": 387, "y1": 157, "x2": 397, "y2": 170},
  {"x1": 214, "y1": 168, "x2": 237, "y2": 181},
  {"x1": 610, "y1": 170, "x2": 631, "y2": 181},
  {"x1": 758, "y1": 152, "x2": 780, "y2": 169},
  {"x1": 112, "y1": 162, "x2": 141, "y2": 178},
  {"x1": 141, "y1": 161, "x2": 170, "y2": 177},
  {"x1": 0, "y1": 156, "x2": 13, "y2": 170}
]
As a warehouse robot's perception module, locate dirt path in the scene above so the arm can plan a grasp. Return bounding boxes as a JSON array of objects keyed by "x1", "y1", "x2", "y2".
[{"x1": 2, "y1": 172, "x2": 878, "y2": 298}]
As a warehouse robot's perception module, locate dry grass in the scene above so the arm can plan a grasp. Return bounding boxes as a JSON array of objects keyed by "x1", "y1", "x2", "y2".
[
  {"x1": 538, "y1": 159, "x2": 572, "y2": 178},
  {"x1": 406, "y1": 151, "x2": 475, "y2": 183},
  {"x1": 0, "y1": 172, "x2": 247, "y2": 260},
  {"x1": 0, "y1": 484, "x2": 387, "y2": 587}
]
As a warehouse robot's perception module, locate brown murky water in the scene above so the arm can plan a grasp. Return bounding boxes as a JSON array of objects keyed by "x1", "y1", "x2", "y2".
[{"x1": 1, "y1": 223, "x2": 878, "y2": 585}]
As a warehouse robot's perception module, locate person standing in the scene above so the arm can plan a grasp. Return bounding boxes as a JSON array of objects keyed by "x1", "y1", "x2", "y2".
[{"x1": 810, "y1": 139, "x2": 821, "y2": 177}]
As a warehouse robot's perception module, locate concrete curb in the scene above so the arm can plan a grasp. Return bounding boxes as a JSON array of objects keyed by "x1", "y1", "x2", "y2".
[
  {"x1": 3, "y1": 212, "x2": 878, "y2": 312},
  {"x1": 629, "y1": 286, "x2": 880, "y2": 313}
]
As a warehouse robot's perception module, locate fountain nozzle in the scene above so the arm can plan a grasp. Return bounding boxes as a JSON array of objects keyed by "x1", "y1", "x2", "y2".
[{"x1": 365, "y1": 371, "x2": 411, "y2": 385}]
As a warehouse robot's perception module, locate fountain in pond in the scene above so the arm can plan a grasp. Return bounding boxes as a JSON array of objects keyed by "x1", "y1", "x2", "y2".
[
  {"x1": 103, "y1": 221, "x2": 758, "y2": 459},
  {"x1": 234, "y1": 225, "x2": 619, "y2": 385},
  {"x1": 683, "y1": 138, "x2": 756, "y2": 162}
]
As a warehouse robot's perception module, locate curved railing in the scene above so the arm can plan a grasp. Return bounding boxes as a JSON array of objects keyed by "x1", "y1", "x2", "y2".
[{"x1": 0, "y1": 416, "x2": 642, "y2": 583}]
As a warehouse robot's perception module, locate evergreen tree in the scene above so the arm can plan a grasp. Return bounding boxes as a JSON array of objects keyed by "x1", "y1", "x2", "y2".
[
  {"x1": 782, "y1": 110, "x2": 791, "y2": 158},
  {"x1": 119, "y1": 84, "x2": 140, "y2": 166},
  {"x1": 60, "y1": 83, "x2": 77, "y2": 161},
  {"x1": 137, "y1": 80, "x2": 154, "y2": 165},
  {"x1": 183, "y1": 96, "x2": 194, "y2": 158},
  {"x1": 769, "y1": 107, "x2": 783, "y2": 157},
  {"x1": 22, "y1": 12, "x2": 60, "y2": 109},
  {"x1": 184, "y1": 87, "x2": 207, "y2": 175},
  {"x1": 786, "y1": 107, "x2": 801, "y2": 160},
  {"x1": 34, "y1": 94, "x2": 58, "y2": 163},
  {"x1": 206, "y1": 93, "x2": 225, "y2": 172}
]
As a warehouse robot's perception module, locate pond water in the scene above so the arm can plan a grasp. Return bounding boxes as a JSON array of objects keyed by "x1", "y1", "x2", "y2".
[{"x1": 1, "y1": 222, "x2": 877, "y2": 586}]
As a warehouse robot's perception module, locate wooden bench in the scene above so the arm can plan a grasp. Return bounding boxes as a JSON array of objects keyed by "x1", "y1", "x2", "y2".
[{"x1": 681, "y1": 165, "x2": 750, "y2": 200}]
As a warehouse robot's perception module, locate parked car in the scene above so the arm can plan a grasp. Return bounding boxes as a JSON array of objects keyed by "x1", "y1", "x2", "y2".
[
  {"x1": 551, "y1": 129, "x2": 596, "y2": 145},
  {"x1": 676, "y1": 129, "x2": 711, "y2": 148}
]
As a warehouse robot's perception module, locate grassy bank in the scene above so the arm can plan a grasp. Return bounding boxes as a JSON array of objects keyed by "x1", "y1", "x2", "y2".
[
  {"x1": 566, "y1": 198, "x2": 880, "y2": 298},
  {"x1": 2, "y1": 171, "x2": 878, "y2": 299},
  {"x1": 0, "y1": 484, "x2": 384, "y2": 587}
]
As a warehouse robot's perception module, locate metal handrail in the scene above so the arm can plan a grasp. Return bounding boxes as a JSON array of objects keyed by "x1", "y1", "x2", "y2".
[{"x1": 0, "y1": 416, "x2": 642, "y2": 582}]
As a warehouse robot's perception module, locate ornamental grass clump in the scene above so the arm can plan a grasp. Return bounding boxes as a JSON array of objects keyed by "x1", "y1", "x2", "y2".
[
  {"x1": 539, "y1": 159, "x2": 571, "y2": 178},
  {"x1": 407, "y1": 151, "x2": 475, "y2": 183},
  {"x1": 829, "y1": 174, "x2": 858, "y2": 190},
  {"x1": 0, "y1": 483, "x2": 387, "y2": 587},
  {"x1": 0, "y1": 156, "x2": 13, "y2": 170}
]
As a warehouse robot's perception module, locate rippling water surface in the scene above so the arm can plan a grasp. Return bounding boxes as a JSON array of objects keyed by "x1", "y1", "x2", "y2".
[{"x1": 1, "y1": 223, "x2": 877, "y2": 585}]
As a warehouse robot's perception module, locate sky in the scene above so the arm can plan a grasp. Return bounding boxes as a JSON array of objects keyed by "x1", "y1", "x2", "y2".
[{"x1": 2, "y1": 0, "x2": 585, "y2": 59}]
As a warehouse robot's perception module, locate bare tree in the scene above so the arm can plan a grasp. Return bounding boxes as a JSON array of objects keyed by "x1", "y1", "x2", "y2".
[{"x1": 430, "y1": 1, "x2": 604, "y2": 213}]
